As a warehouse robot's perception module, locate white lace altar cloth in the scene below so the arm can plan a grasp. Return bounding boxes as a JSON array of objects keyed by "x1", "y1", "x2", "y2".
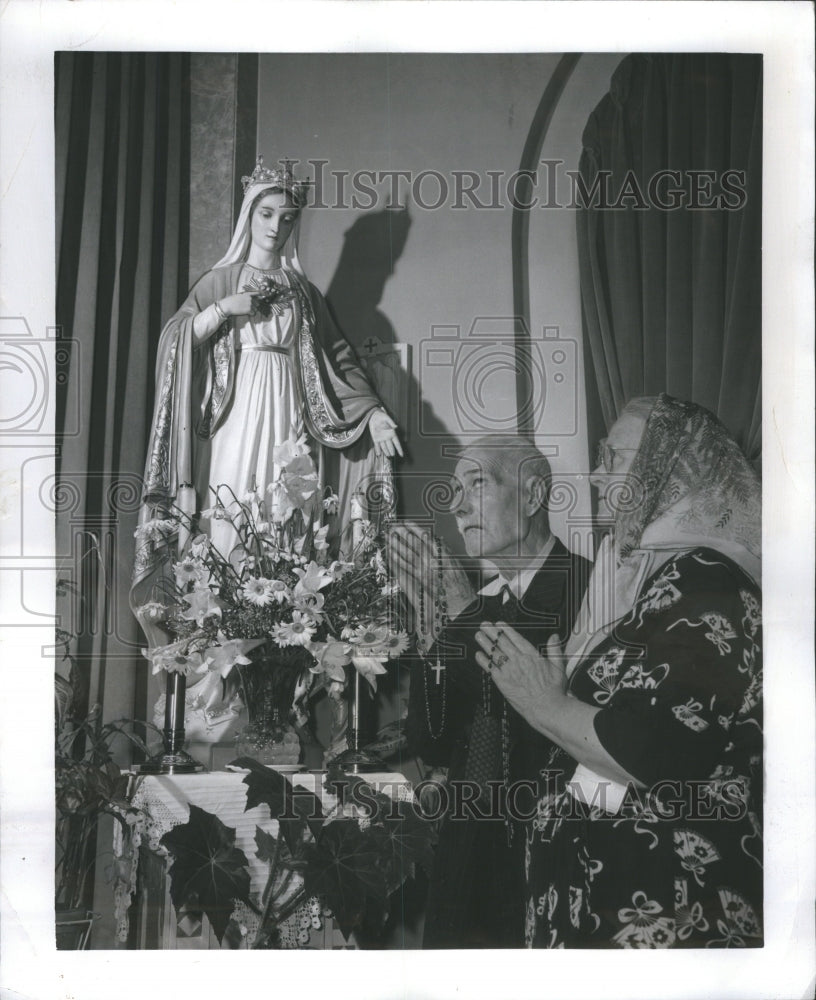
[{"x1": 113, "y1": 770, "x2": 412, "y2": 948}]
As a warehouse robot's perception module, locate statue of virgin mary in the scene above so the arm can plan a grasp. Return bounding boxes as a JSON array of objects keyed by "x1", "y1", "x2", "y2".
[{"x1": 131, "y1": 158, "x2": 401, "y2": 728}]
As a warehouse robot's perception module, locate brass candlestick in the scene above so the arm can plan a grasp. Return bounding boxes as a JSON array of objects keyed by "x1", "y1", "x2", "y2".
[{"x1": 136, "y1": 672, "x2": 205, "y2": 774}]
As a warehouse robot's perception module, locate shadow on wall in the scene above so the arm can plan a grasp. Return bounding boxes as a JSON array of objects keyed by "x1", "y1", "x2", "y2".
[
  {"x1": 320, "y1": 207, "x2": 469, "y2": 843},
  {"x1": 326, "y1": 206, "x2": 410, "y2": 347},
  {"x1": 324, "y1": 205, "x2": 464, "y2": 552}
]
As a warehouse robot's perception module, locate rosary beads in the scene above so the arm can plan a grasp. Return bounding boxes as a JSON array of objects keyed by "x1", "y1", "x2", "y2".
[{"x1": 419, "y1": 535, "x2": 448, "y2": 739}]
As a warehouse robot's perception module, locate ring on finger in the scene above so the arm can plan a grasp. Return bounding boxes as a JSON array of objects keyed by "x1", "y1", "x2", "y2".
[{"x1": 493, "y1": 652, "x2": 509, "y2": 669}]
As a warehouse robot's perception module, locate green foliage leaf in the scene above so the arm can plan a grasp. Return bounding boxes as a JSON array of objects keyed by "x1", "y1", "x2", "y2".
[
  {"x1": 233, "y1": 756, "x2": 324, "y2": 852},
  {"x1": 302, "y1": 819, "x2": 390, "y2": 940},
  {"x1": 323, "y1": 775, "x2": 437, "y2": 886},
  {"x1": 254, "y1": 826, "x2": 279, "y2": 865},
  {"x1": 368, "y1": 800, "x2": 438, "y2": 891},
  {"x1": 160, "y1": 804, "x2": 251, "y2": 944}
]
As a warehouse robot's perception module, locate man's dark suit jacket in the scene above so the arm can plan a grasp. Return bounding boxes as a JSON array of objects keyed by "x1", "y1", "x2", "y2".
[{"x1": 406, "y1": 536, "x2": 590, "y2": 949}]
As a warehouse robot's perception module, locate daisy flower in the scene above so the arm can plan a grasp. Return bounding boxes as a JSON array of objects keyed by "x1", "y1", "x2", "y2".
[
  {"x1": 348, "y1": 624, "x2": 391, "y2": 650},
  {"x1": 380, "y1": 631, "x2": 410, "y2": 658},
  {"x1": 267, "y1": 578, "x2": 291, "y2": 604},
  {"x1": 273, "y1": 611, "x2": 317, "y2": 647},
  {"x1": 173, "y1": 556, "x2": 208, "y2": 586},
  {"x1": 142, "y1": 641, "x2": 212, "y2": 677},
  {"x1": 241, "y1": 577, "x2": 275, "y2": 607}
]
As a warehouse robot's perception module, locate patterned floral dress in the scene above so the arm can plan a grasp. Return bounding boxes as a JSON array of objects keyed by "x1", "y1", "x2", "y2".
[{"x1": 524, "y1": 547, "x2": 763, "y2": 948}]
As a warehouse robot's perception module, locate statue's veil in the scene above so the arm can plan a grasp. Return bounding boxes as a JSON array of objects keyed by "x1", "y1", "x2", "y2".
[{"x1": 212, "y1": 180, "x2": 306, "y2": 275}]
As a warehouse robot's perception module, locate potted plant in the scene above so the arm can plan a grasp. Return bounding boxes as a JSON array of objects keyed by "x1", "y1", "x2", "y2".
[{"x1": 54, "y1": 609, "x2": 158, "y2": 949}]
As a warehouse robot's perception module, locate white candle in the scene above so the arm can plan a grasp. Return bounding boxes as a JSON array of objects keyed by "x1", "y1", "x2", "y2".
[{"x1": 351, "y1": 490, "x2": 366, "y2": 548}]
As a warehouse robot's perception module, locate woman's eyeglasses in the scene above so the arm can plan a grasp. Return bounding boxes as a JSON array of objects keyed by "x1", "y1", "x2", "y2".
[{"x1": 595, "y1": 439, "x2": 638, "y2": 473}]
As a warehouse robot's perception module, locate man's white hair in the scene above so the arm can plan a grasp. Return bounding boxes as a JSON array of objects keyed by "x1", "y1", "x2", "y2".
[{"x1": 455, "y1": 434, "x2": 552, "y2": 508}]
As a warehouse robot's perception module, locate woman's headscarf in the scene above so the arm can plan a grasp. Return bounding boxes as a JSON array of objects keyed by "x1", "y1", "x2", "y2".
[
  {"x1": 566, "y1": 394, "x2": 761, "y2": 662},
  {"x1": 616, "y1": 394, "x2": 761, "y2": 582}
]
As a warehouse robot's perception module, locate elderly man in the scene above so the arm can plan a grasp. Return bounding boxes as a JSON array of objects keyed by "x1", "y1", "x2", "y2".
[{"x1": 388, "y1": 435, "x2": 589, "y2": 949}]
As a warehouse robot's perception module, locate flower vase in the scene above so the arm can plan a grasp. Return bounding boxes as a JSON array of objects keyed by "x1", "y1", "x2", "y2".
[
  {"x1": 331, "y1": 667, "x2": 386, "y2": 774},
  {"x1": 137, "y1": 671, "x2": 206, "y2": 774},
  {"x1": 235, "y1": 662, "x2": 302, "y2": 767}
]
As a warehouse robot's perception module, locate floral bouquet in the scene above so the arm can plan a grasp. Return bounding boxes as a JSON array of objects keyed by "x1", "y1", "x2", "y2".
[
  {"x1": 243, "y1": 273, "x2": 297, "y2": 319},
  {"x1": 134, "y1": 435, "x2": 407, "y2": 755}
]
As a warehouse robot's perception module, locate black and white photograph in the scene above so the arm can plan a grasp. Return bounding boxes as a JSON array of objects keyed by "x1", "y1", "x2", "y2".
[{"x1": 0, "y1": 3, "x2": 813, "y2": 999}]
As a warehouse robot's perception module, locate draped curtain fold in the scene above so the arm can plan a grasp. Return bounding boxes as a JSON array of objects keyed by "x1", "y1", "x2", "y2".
[
  {"x1": 55, "y1": 52, "x2": 190, "y2": 729},
  {"x1": 576, "y1": 54, "x2": 762, "y2": 463}
]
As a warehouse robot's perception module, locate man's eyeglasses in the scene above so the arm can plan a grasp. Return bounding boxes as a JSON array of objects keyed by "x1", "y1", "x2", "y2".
[{"x1": 595, "y1": 439, "x2": 638, "y2": 473}]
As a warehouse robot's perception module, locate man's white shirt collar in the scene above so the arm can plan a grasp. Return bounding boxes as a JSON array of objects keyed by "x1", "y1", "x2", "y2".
[{"x1": 478, "y1": 534, "x2": 556, "y2": 601}]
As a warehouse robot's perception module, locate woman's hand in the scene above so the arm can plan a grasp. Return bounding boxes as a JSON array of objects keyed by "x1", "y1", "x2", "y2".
[
  {"x1": 368, "y1": 409, "x2": 404, "y2": 458},
  {"x1": 387, "y1": 522, "x2": 474, "y2": 647},
  {"x1": 476, "y1": 623, "x2": 644, "y2": 788},
  {"x1": 475, "y1": 624, "x2": 567, "y2": 729},
  {"x1": 218, "y1": 292, "x2": 256, "y2": 318}
]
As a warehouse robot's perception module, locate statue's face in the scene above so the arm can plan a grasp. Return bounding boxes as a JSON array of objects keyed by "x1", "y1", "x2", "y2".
[
  {"x1": 451, "y1": 453, "x2": 530, "y2": 560},
  {"x1": 251, "y1": 191, "x2": 299, "y2": 254},
  {"x1": 589, "y1": 409, "x2": 646, "y2": 520}
]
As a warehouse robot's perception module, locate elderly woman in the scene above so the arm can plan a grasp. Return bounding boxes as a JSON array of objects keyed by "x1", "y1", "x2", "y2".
[{"x1": 476, "y1": 395, "x2": 762, "y2": 948}]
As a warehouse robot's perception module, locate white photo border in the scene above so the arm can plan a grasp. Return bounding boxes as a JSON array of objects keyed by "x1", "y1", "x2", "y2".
[{"x1": 0, "y1": 3, "x2": 813, "y2": 999}]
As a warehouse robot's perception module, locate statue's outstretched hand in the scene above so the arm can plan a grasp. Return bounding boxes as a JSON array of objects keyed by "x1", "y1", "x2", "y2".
[{"x1": 369, "y1": 409, "x2": 403, "y2": 458}]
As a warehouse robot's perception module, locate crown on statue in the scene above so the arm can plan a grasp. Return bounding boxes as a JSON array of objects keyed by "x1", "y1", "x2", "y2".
[{"x1": 241, "y1": 155, "x2": 312, "y2": 207}]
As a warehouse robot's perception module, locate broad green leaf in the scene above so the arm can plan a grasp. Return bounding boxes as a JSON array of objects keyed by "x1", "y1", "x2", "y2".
[
  {"x1": 254, "y1": 826, "x2": 279, "y2": 864},
  {"x1": 232, "y1": 756, "x2": 324, "y2": 852},
  {"x1": 368, "y1": 799, "x2": 438, "y2": 890},
  {"x1": 302, "y1": 819, "x2": 389, "y2": 940},
  {"x1": 160, "y1": 804, "x2": 251, "y2": 944}
]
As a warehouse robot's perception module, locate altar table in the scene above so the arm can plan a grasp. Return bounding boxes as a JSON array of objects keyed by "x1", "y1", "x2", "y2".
[{"x1": 114, "y1": 770, "x2": 411, "y2": 950}]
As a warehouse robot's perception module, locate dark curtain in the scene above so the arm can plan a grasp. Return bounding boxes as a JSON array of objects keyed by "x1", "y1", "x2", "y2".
[
  {"x1": 55, "y1": 52, "x2": 191, "y2": 730},
  {"x1": 577, "y1": 54, "x2": 762, "y2": 463}
]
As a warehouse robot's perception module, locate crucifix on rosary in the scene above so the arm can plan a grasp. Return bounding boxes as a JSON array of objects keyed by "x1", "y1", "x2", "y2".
[{"x1": 417, "y1": 534, "x2": 449, "y2": 737}]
